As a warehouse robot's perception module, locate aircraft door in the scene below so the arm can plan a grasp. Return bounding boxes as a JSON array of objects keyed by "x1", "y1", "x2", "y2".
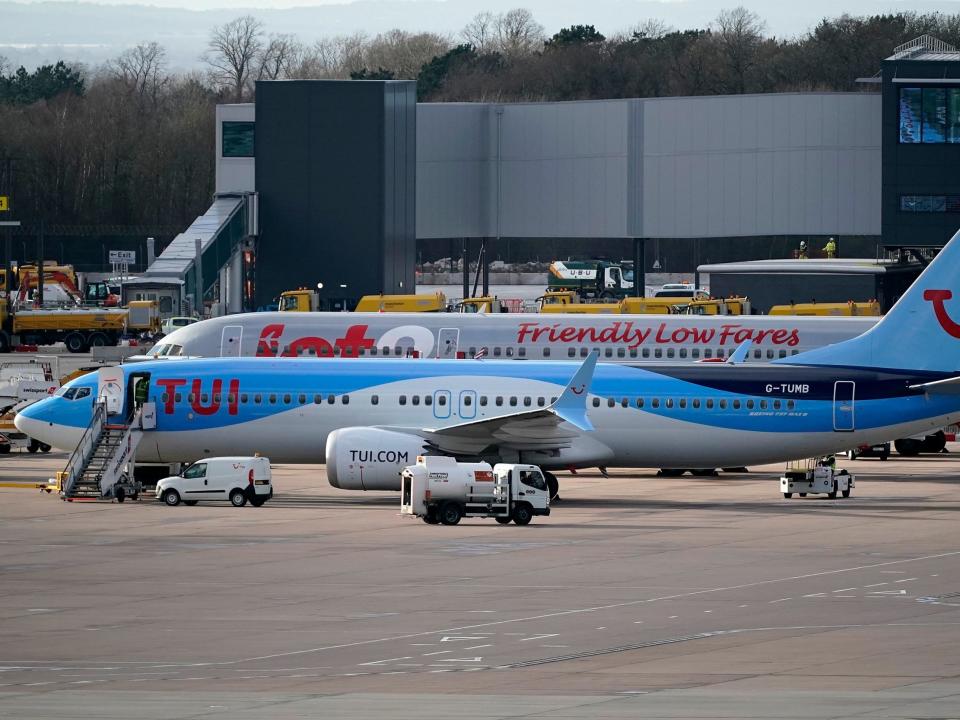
[
  {"x1": 220, "y1": 325, "x2": 243, "y2": 357},
  {"x1": 436, "y1": 328, "x2": 460, "y2": 359},
  {"x1": 833, "y1": 381, "x2": 855, "y2": 432},
  {"x1": 97, "y1": 367, "x2": 125, "y2": 417},
  {"x1": 459, "y1": 390, "x2": 476, "y2": 419},
  {"x1": 433, "y1": 390, "x2": 451, "y2": 419}
]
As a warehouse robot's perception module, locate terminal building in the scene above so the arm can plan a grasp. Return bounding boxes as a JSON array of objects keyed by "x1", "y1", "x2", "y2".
[{"x1": 140, "y1": 35, "x2": 959, "y2": 312}]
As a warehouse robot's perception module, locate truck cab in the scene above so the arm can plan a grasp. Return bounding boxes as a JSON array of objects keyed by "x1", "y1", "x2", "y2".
[{"x1": 279, "y1": 289, "x2": 319, "y2": 312}]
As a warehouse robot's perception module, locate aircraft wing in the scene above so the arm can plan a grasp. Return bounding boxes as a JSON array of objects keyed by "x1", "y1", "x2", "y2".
[
  {"x1": 908, "y1": 376, "x2": 960, "y2": 394},
  {"x1": 377, "y1": 351, "x2": 598, "y2": 456}
]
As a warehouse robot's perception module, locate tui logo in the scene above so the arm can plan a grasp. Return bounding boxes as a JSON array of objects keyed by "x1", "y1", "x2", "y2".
[
  {"x1": 570, "y1": 384, "x2": 585, "y2": 395},
  {"x1": 923, "y1": 289, "x2": 960, "y2": 339}
]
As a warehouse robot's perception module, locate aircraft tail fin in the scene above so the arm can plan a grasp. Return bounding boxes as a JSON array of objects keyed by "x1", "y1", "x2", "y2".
[{"x1": 777, "y1": 228, "x2": 960, "y2": 373}]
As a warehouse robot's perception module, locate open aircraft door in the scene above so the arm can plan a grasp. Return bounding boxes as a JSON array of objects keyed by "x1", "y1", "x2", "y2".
[
  {"x1": 833, "y1": 381, "x2": 855, "y2": 432},
  {"x1": 97, "y1": 366, "x2": 125, "y2": 417},
  {"x1": 220, "y1": 326, "x2": 243, "y2": 357}
]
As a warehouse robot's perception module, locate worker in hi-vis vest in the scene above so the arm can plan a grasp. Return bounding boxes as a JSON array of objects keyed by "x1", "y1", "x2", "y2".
[{"x1": 824, "y1": 237, "x2": 837, "y2": 259}]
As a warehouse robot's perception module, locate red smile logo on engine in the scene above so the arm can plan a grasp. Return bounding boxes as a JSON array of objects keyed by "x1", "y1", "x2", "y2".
[{"x1": 924, "y1": 289, "x2": 960, "y2": 338}]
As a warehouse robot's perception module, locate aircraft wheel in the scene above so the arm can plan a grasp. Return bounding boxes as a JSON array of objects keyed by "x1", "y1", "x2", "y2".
[
  {"x1": 799, "y1": 493, "x2": 807, "y2": 497},
  {"x1": 783, "y1": 492, "x2": 792, "y2": 499}
]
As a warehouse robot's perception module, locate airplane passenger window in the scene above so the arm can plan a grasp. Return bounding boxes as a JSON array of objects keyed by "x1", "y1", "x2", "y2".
[
  {"x1": 692, "y1": 349, "x2": 700, "y2": 358},
  {"x1": 592, "y1": 398, "x2": 601, "y2": 407},
  {"x1": 496, "y1": 396, "x2": 504, "y2": 406},
  {"x1": 717, "y1": 349, "x2": 725, "y2": 358},
  {"x1": 269, "y1": 394, "x2": 277, "y2": 404},
  {"x1": 617, "y1": 348, "x2": 625, "y2": 358},
  {"x1": 791, "y1": 350, "x2": 799, "y2": 355},
  {"x1": 704, "y1": 349, "x2": 713, "y2": 359},
  {"x1": 746, "y1": 400, "x2": 755, "y2": 409},
  {"x1": 753, "y1": 350, "x2": 762, "y2": 359},
  {"x1": 652, "y1": 399, "x2": 660, "y2": 408},
  {"x1": 636, "y1": 398, "x2": 644, "y2": 408},
  {"x1": 425, "y1": 395, "x2": 433, "y2": 406},
  {"x1": 240, "y1": 394, "x2": 248, "y2": 404},
  {"x1": 621, "y1": 398, "x2": 629, "y2": 407},
  {"x1": 412, "y1": 396, "x2": 420, "y2": 406},
  {"x1": 667, "y1": 349, "x2": 675, "y2": 358},
  {"x1": 665, "y1": 399, "x2": 674, "y2": 408},
  {"x1": 692, "y1": 399, "x2": 700, "y2": 409},
  {"x1": 679, "y1": 349, "x2": 687, "y2": 358},
  {"x1": 542, "y1": 348, "x2": 550, "y2": 358},
  {"x1": 298, "y1": 394, "x2": 306, "y2": 404},
  {"x1": 379, "y1": 347, "x2": 389, "y2": 356},
  {"x1": 607, "y1": 398, "x2": 615, "y2": 407},
  {"x1": 519, "y1": 347, "x2": 527, "y2": 358},
  {"x1": 787, "y1": 400, "x2": 796, "y2": 410},
  {"x1": 509, "y1": 397, "x2": 518, "y2": 406},
  {"x1": 358, "y1": 348, "x2": 366, "y2": 356},
  {"x1": 655, "y1": 348, "x2": 662, "y2": 358},
  {"x1": 767, "y1": 350, "x2": 774, "y2": 359},
  {"x1": 399, "y1": 395, "x2": 407, "y2": 405},
  {"x1": 228, "y1": 393, "x2": 236, "y2": 404},
  {"x1": 161, "y1": 393, "x2": 169, "y2": 404},
  {"x1": 679, "y1": 398, "x2": 687, "y2": 408},
  {"x1": 568, "y1": 348, "x2": 576, "y2": 358},
  {"x1": 188, "y1": 393, "x2": 195, "y2": 403},
  {"x1": 254, "y1": 394, "x2": 262, "y2": 404},
  {"x1": 630, "y1": 349, "x2": 638, "y2": 358},
  {"x1": 327, "y1": 395, "x2": 335, "y2": 404},
  {"x1": 719, "y1": 399, "x2": 726, "y2": 409},
  {"x1": 469, "y1": 347, "x2": 477, "y2": 356},
  {"x1": 537, "y1": 397, "x2": 545, "y2": 407},
  {"x1": 342, "y1": 395, "x2": 349, "y2": 405},
  {"x1": 642, "y1": 349, "x2": 650, "y2": 358},
  {"x1": 314, "y1": 395, "x2": 322, "y2": 404},
  {"x1": 779, "y1": 350, "x2": 787, "y2": 358},
  {"x1": 506, "y1": 347, "x2": 514, "y2": 357},
  {"x1": 480, "y1": 396, "x2": 488, "y2": 406},
  {"x1": 733, "y1": 399, "x2": 741, "y2": 409},
  {"x1": 580, "y1": 348, "x2": 588, "y2": 357},
  {"x1": 371, "y1": 395, "x2": 379, "y2": 405},
  {"x1": 760, "y1": 400, "x2": 767, "y2": 409},
  {"x1": 464, "y1": 395, "x2": 473, "y2": 406},
  {"x1": 438, "y1": 395, "x2": 447, "y2": 406},
  {"x1": 605, "y1": 348, "x2": 613, "y2": 358},
  {"x1": 394, "y1": 347, "x2": 402, "y2": 355},
  {"x1": 704, "y1": 399, "x2": 713, "y2": 409},
  {"x1": 175, "y1": 393, "x2": 182, "y2": 403},
  {"x1": 209, "y1": 394, "x2": 217, "y2": 404},
  {"x1": 494, "y1": 347, "x2": 502, "y2": 357},
  {"x1": 283, "y1": 394, "x2": 291, "y2": 404},
  {"x1": 524, "y1": 397, "x2": 532, "y2": 407},
  {"x1": 773, "y1": 400, "x2": 781, "y2": 410}
]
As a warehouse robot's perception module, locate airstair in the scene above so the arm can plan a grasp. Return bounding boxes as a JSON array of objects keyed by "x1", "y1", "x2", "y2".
[{"x1": 56, "y1": 402, "x2": 146, "y2": 502}]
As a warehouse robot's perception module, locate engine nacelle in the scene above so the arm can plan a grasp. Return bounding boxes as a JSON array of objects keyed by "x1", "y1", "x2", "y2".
[{"x1": 326, "y1": 427, "x2": 428, "y2": 490}]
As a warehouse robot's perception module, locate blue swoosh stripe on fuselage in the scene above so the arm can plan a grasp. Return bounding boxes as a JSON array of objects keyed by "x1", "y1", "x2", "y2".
[{"x1": 42, "y1": 358, "x2": 954, "y2": 434}]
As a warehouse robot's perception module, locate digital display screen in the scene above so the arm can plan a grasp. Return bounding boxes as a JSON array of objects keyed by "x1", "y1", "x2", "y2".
[
  {"x1": 899, "y1": 88, "x2": 921, "y2": 143},
  {"x1": 222, "y1": 121, "x2": 255, "y2": 158},
  {"x1": 922, "y1": 88, "x2": 946, "y2": 143}
]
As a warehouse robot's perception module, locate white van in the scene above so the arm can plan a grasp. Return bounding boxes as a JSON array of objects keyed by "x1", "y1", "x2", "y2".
[{"x1": 156, "y1": 456, "x2": 273, "y2": 507}]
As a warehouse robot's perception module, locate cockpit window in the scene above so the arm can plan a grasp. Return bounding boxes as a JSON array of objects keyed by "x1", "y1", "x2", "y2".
[
  {"x1": 150, "y1": 344, "x2": 183, "y2": 357},
  {"x1": 59, "y1": 387, "x2": 77, "y2": 399},
  {"x1": 75, "y1": 387, "x2": 91, "y2": 399}
]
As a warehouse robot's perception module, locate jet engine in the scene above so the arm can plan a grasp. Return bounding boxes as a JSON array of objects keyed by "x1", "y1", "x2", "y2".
[{"x1": 326, "y1": 427, "x2": 428, "y2": 490}]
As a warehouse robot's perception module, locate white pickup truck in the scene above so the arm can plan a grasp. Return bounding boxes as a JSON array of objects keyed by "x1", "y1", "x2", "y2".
[{"x1": 400, "y1": 456, "x2": 550, "y2": 525}]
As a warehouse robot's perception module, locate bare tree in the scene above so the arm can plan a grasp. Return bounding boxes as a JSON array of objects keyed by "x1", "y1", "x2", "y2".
[
  {"x1": 713, "y1": 6, "x2": 767, "y2": 93},
  {"x1": 462, "y1": 12, "x2": 498, "y2": 53},
  {"x1": 497, "y1": 9, "x2": 544, "y2": 58},
  {"x1": 364, "y1": 30, "x2": 451, "y2": 79},
  {"x1": 204, "y1": 15, "x2": 264, "y2": 101},
  {"x1": 0, "y1": 54, "x2": 9, "y2": 76},
  {"x1": 114, "y1": 42, "x2": 168, "y2": 100},
  {"x1": 258, "y1": 33, "x2": 303, "y2": 80}
]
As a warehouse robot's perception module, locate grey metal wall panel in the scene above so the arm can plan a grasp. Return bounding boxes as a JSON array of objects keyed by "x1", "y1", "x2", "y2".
[{"x1": 640, "y1": 93, "x2": 881, "y2": 238}]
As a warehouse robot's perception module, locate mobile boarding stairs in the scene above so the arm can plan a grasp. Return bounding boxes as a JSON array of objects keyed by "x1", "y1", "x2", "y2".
[{"x1": 52, "y1": 400, "x2": 154, "y2": 502}]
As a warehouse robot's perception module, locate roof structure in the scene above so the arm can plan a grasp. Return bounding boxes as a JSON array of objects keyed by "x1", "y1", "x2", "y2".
[{"x1": 886, "y1": 35, "x2": 960, "y2": 62}]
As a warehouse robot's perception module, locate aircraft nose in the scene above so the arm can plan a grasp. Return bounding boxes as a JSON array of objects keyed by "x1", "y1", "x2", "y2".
[{"x1": 15, "y1": 399, "x2": 58, "y2": 447}]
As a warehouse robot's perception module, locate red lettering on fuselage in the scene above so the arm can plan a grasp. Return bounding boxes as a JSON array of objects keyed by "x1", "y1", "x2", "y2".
[
  {"x1": 156, "y1": 378, "x2": 186, "y2": 414},
  {"x1": 516, "y1": 321, "x2": 799, "y2": 347},
  {"x1": 256, "y1": 323, "x2": 376, "y2": 358},
  {"x1": 157, "y1": 377, "x2": 239, "y2": 415}
]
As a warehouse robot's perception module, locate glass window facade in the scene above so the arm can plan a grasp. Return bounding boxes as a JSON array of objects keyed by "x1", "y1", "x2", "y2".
[
  {"x1": 899, "y1": 87, "x2": 960, "y2": 144},
  {"x1": 222, "y1": 121, "x2": 255, "y2": 157},
  {"x1": 899, "y1": 194, "x2": 960, "y2": 212}
]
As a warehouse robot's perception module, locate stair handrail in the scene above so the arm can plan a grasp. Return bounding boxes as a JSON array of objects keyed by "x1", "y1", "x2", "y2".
[{"x1": 60, "y1": 401, "x2": 107, "y2": 498}]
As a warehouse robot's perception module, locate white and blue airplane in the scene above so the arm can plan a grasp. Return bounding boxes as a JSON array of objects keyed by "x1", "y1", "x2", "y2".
[{"x1": 17, "y1": 230, "x2": 960, "y2": 494}]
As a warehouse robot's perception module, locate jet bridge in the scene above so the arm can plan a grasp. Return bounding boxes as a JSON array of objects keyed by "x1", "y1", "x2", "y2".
[{"x1": 134, "y1": 192, "x2": 256, "y2": 317}]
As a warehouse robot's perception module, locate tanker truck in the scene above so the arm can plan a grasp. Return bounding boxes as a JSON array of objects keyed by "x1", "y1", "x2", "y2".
[{"x1": 400, "y1": 456, "x2": 550, "y2": 526}]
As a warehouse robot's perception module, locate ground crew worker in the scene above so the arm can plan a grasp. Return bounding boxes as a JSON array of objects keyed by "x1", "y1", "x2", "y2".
[
  {"x1": 798, "y1": 240, "x2": 808, "y2": 259},
  {"x1": 824, "y1": 237, "x2": 837, "y2": 259}
]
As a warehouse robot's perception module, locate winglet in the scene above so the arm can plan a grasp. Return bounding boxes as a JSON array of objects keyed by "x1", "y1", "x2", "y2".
[
  {"x1": 549, "y1": 350, "x2": 598, "y2": 431},
  {"x1": 726, "y1": 340, "x2": 753, "y2": 365}
]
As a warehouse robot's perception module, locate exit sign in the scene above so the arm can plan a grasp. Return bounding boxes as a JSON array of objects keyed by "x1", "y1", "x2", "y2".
[{"x1": 0, "y1": 196, "x2": 8, "y2": 212}]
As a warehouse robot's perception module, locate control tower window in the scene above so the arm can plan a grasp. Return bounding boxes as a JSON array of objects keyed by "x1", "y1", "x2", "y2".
[{"x1": 222, "y1": 121, "x2": 255, "y2": 157}]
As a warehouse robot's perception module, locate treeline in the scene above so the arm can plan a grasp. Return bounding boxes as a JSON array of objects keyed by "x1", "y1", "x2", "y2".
[{"x1": 1, "y1": 8, "x2": 959, "y2": 245}]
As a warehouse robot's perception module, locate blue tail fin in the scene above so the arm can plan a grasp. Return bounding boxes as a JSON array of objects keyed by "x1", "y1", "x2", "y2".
[{"x1": 779, "y1": 228, "x2": 960, "y2": 373}]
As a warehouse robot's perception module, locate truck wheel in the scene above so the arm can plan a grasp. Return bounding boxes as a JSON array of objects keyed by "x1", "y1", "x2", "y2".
[
  {"x1": 163, "y1": 489, "x2": 181, "y2": 506},
  {"x1": 64, "y1": 333, "x2": 87, "y2": 353},
  {"x1": 115, "y1": 486, "x2": 126, "y2": 503},
  {"x1": 27, "y1": 440, "x2": 39, "y2": 453},
  {"x1": 0, "y1": 445, "x2": 10, "y2": 454},
  {"x1": 229, "y1": 489, "x2": 247, "y2": 507},
  {"x1": 842, "y1": 488, "x2": 851, "y2": 498},
  {"x1": 495, "y1": 516, "x2": 512, "y2": 525},
  {"x1": 545, "y1": 472, "x2": 559, "y2": 501},
  {"x1": 511, "y1": 503, "x2": 533, "y2": 526},
  {"x1": 438, "y1": 502, "x2": 461, "y2": 525},
  {"x1": 783, "y1": 492, "x2": 792, "y2": 499},
  {"x1": 894, "y1": 438, "x2": 922, "y2": 457},
  {"x1": 87, "y1": 332, "x2": 109, "y2": 348},
  {"x1": 40, "y1": 443, "x2": 51, "y2": 453}
]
